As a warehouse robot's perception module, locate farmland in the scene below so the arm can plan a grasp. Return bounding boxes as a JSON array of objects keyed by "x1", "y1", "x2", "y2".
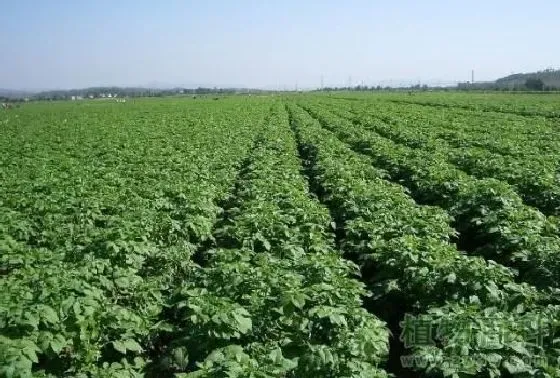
[{"x1": 1, "y1": 93, "x2": 560, "y2": 377}]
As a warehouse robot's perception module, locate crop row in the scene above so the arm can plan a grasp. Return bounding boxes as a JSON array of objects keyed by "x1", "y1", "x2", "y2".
[
  {"x1": 370, "y1": 102, "x2": 557, "y2": 153},
  {"x1": 0, "y1": 101, "x2": 266, "y2": 377},
  {"x1": 300, "y1": 102, "x2": 560, "y2": 290},
  {"x1": 317, "y1": 97, "x2": 559, "y2": 157},
  {"x1": 352, "y1": 99, "x2": 557, "y2": 156},
  {"x1": 290, "y1": 106, "x2": 559, "y2": 376},
  {"x1": 388, "y1": 96, "x2": 560, "y2": 119},
  {"x1": 287, "y1": 103, "x2": 560, "y2": 377},
  {"x1": 324, "y1": 101, "x2": 560, "y2": 217},
  {"x1": 162, "y1": 104, "x2": 390, "y2": 377}
]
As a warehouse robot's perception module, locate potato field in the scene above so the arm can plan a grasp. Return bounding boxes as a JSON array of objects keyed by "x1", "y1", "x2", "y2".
[{"x1": 2, "y1": 93, "x2": 560, "y2": 377}]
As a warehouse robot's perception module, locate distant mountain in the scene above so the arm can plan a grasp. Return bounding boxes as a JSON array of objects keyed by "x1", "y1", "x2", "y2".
[{"x1": 495, "y1": 68, "x2": 560, "y2": 89}]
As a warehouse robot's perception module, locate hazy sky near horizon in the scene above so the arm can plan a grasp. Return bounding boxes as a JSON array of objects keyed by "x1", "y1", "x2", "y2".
[{"x1": 1, "y1": 0, "x2": 558, "y2": 90}]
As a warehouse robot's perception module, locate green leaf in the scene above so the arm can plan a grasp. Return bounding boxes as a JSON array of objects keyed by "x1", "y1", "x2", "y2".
[
  {"x1": 262, "y1": 239, "x2": 271, "y2": 251},
  {"x1": 123, "y1": 339, "x2": 143, "y2": 352},
  {"x1": 21, "y1": 345, "x2": 39, "y2": 363},
  {"x1": 233, "y1": 313, "x2": 252, "y2": 334},
  {"x1": 172, "y1": 347, "x2": 189, "y2": 370},
  {"x1": 112, "y1": 340, "x2": 127, "y2": 354},
  {"x1": 508, "y1": 342, "x2": 529, "y2": 356},
  {"x1": 115, "y1": 277, "x2": 130, "y2": 288},
  {"x1": 42, "y1": 306, "x2": 59, "y2": 324},
  {"x1": 50, "y1": 335, "x2": 66, "y2": 354},
  {"x1": 292, "y1": 293, "x2": 307, "y2": 309}
]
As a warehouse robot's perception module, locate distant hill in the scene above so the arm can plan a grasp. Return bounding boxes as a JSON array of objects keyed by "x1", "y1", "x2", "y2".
[{"x1": 495, "y1": 69, "x2": 560, "y2": 89}]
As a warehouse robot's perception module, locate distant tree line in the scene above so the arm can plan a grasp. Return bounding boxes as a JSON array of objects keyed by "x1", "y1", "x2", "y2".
[
  {"x1": 524, "y1": 78, "x2": 545, "y2": 91},
  {"x1": 490, "y1": 68, "x2": 560, "y2": 91},
  {"x1": 25, "y1": 87, "x2": 272, "y2": 101},
  {"x1": 316, "y1": 84, "x2": 433, "y2": 92},
  {"x1": 457, "y1": 79, "x2": 557, "y2": 92},
  {"x1": 0, "y1": 96, "x2": 26, "y2": 103},
  {"x1": 4, "y1": 78, "x2": 559, "y2": 103}
]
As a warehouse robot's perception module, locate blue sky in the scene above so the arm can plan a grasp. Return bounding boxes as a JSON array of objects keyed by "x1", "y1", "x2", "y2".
[{"x1": 1, "y1": 0, "x2": 558, "y2": 89}]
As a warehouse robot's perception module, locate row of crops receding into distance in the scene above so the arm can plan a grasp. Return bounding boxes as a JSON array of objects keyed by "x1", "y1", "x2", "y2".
[{"x1": 2, "y1": 92, "x2": 560, "y2": 377}]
